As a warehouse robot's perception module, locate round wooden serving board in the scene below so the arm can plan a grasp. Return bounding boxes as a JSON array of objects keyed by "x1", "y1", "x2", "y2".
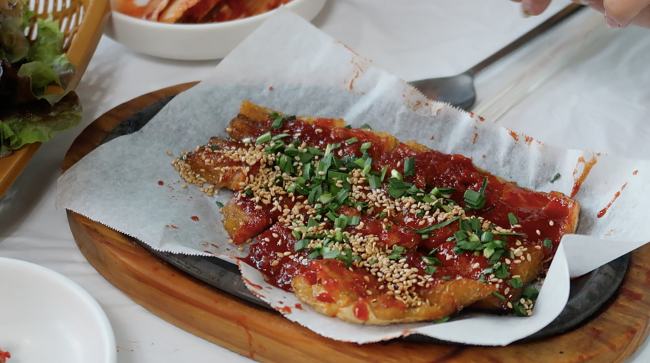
[{"x1": 65, "y1": 82, "x2": 650, "y2": 363}]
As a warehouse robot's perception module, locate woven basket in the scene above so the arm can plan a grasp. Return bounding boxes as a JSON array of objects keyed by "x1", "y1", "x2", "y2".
[{"x1": 0, "y1": 0, "x2": 110, "y2": 197}]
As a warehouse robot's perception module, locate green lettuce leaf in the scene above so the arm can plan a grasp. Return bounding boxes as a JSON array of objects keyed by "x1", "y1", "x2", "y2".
[
  {"x1": 17, "y1": 61, "x2": 60, "y2": 92},
  {"x1": 19, "y1": 17, "x2": 76, "y2": 102},
  {"x1": 0, "y1": 0, "x2": 31, "y2": 63},
  {"x1": 0, "y1": 0, "x2": 81, "y2": 158},
  {"x1": 0, "y1": 92, "x2": 82, "y2": 150}
]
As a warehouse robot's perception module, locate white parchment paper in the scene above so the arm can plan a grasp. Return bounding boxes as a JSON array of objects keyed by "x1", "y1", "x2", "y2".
[{"x1": 56, "y1": 8, "x2": 650, "y2": 345}]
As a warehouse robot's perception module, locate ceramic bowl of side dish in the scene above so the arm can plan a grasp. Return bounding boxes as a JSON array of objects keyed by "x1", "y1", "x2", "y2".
[
  {"x1": 105, "y1": 0, "x2": 327, "y2": 60},
  {"x1": 0, "y1": 258, "x2": 116, "y2": 363}
]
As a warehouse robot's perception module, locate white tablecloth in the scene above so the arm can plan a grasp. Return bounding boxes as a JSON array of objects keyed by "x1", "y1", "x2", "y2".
[{"x1": 2, "y1": 1, "x2": 650, "y2": 362}]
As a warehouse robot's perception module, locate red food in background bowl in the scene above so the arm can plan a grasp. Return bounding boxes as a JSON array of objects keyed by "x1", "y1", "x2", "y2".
[
  {"x1": 0, "y1": 347, "x2": 10, "y2": 363},
  {"x1": 106, "y1": 0, "x2": 326, "y2": 60}
]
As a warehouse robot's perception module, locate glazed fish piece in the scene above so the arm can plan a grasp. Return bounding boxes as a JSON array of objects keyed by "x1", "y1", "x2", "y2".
[{"x1": 175, "y1": 101, "x2": 580, "y2": 322}]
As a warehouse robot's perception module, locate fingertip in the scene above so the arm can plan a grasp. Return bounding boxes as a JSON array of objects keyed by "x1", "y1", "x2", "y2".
[
  {"x1": 604, "y1": 11, "x2": 629, "y2": 28},
  {"x1": 603, "y1": 0, "x2": 641, "y2": 28},
  {"x1": 522, "y1": 0, "x2": 552, "y2": 16}
]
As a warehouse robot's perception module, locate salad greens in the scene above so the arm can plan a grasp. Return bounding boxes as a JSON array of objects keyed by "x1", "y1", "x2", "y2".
[{"x1": 0, "y1": 0, "x2": 82, "y2": 157}]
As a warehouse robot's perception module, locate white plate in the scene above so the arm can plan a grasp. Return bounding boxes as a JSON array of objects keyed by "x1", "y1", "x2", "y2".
[
  {"x1": 106, "y1": 0, "x2": 327, "y2": 60},
  {"x1": 0, "y1": 258, "x2": 116, "y2": 363}
]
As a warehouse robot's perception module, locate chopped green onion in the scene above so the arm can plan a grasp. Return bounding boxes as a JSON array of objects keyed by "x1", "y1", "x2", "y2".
[
  {"x1": 441, "y1": 276, "x2": 451, "y2": 280},
  {"x1": 256, "y1": 132, "x2": 272, "y2": 145},
  {"x1": 432, "y1": 316, "x2": 450, "y2": 324},
  {"x1": 215, "y1": 201, "x2": 224, "y2": 209},
  {"x1": 322, "y1": 249, "x2": 341, "y2": 259},
  {"x1": 294, "y1": 239, "x2": 309, "y2": 251},
  {"x1": 210, "y1": 145, "x2": 221, "y2": 151},
  {"x1": 491, "y1": 292, "x2": 507, "y2": 302},
  {"x1": 326, "y1": 211, "x2": 338, "y2": 221},
  {"x1": 324, "y1": 144, "x2": 334, "y2": 156},
  {"x1": 430, "y1": 187, "x2": 456, "y2": 198},
  {"x1": 271, "y1": 134, "x2": 290, "y2": 142},
  {"x1": 507, "y1": 213, "x2": 518, "y2": 225},
  {"x1": 307, "y1": 146, "x2": 323, "y2": 156},
  {"x1": 424, "y1": 265, "x2": 437, "y2": 275},
  {"x1": 387, "y1": 185, "x2": 407, "y2": 199},
  {"x1": 410, "y1": 216, "x2": 460, "y2": 234},
  {"x1": 494, "y1": 263, "x2": 510, "y2": 279},
  {"x1": 481, "y1": 231, "x2": 494, "y2": 242},
  {"x1": 422, "y1": 195, "x2": 436, "y2": 204},
  {"x1": 319, "y1": 193, "x2": 333, "y2": 204},
  {"x1": 360, "y1": 142, "x2": 372, "y2": 154},
  {"x1": 368, "y1": 176, "x2": 382, "y2": 190},
  {"x1": 507, "y1": 278, "x2": 523, "y2": 289},
  {"x1": 550, "y1": 173, "x2": 561, "y2": 183},
  {"x1": 422, "y1": 256, "x2": 441, "y2": 265},
  {"x1": 493, "y1": 232, "x2": 526, "y2": 237},
  {"x1": 513, "y1": 304, "x2": 527, "y2": 316},
  {"x1": 271, "y1": 114, "x2": 284, "y2": 129},
  {"x1": 390, "y1": 169, "x2": 403, "y2": 181},
  {"x1": 543, "y1": 238, "x2": 553, "y2": 248},
  {"x1": 334, "y1": 215, "x2": 348, "y2": 230},
  {"x1": 403, "y1": 157, "x2": 415, "y2": 177},
  {"x1": 292, "y1": 230, "x2": 301, "y2": 239},
  {"x1": 387, "y1": 246, "x2": 405, "y2": 260},
  {"x1": 360, "y1": 123, "x2": 372, "y2": 130},
  {"x1": 347, "y1": 215, "x2": 360, "y2": 226},
  {"x1": 522, "y1": 286, "x2": 539, "y2": 301},
  {"x1": 464, "y1": 177, "x2": 488, "y2": 210},
  {"x1": 487, "y1": 249, "x2": 507, "y2": 265},
  {"x1": 335, "y1": 189, "x2": 349, "y2": 204},
  {"x1": 380, "y1": 166, "x2": 388, "y2": 181},
  {"x1": 345, "y1": 137, "x2": 358, "y2": 145},
  {"x1": 286, "y1": 183, "x2": 297, "y2": 194},
  {"x1": 308, "y1": 186, "x2": 323, "y2": 205}
]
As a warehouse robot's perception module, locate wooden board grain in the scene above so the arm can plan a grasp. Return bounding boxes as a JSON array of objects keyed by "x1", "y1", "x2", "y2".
[{"x1": 64, "y1": 82, "x2": 650, "y2": 363}]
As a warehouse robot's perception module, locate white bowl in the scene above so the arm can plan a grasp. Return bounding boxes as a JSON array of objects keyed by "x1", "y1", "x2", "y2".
[
  {"x1": 0, "y1": 257, "x2": 116, "y2": 363},
  {"x1": 105, "y1": 0, "x2": 327, "y2": 60}
]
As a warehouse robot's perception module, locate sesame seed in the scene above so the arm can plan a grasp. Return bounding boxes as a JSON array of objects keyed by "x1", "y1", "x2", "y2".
[
  {"x1": 549, "y1": 220, "x2": 554, "y2": 226},
  {"x1": 167, "y1": 151, "x2": 173, "y2": 156},
  {"x1": 271, "y1": 260, "x2": 280, "y2": 267}
]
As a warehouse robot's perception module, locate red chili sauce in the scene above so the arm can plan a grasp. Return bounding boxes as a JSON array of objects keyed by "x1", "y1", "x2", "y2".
[{"x1": 239, "y1": 117, "x2": 576, "y2": 308}]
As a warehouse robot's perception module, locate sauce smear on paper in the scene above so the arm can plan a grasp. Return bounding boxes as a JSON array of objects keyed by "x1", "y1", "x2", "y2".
[
  {"x1": 571, "y1": 156, "x2": 598, "y2": 198},
  {"x1": 597, "y1": 183, "x2": 627, "y2": 218}
]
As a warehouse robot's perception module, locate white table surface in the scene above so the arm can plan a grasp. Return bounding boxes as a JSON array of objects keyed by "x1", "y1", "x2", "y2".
[{"x1": 2, "y1": 0, "x2": 650, "y2": 362}]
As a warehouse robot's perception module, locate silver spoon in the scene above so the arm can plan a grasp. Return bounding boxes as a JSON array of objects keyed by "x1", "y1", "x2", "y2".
[{"x1": 410, "y1": 3, "x2": 585, "y2": 110}]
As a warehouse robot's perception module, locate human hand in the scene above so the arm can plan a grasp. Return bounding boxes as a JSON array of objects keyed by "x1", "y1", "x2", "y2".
[{"x1": 510, "y1": 0, "x2": 650, "y2": 28}]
